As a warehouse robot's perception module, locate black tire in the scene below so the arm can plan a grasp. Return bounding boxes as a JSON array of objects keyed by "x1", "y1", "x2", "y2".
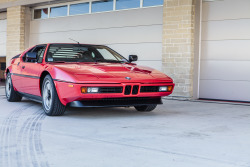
[
  {"x1": 5, "y1": 73, "x2": 22, "y2": 102},
  {"x1": 134, "y1": 104, "x2": 157, "y2": 112},
  {"x1": 42, "y1": 75, "x2": 66, "y2": 116}
]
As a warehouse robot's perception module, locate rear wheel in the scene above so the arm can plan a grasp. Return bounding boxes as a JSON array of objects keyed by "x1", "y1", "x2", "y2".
[
  {"x1": 134, "y1": 104, "x2": 157, "y2": 112},
  {"x1": 42, "y1": 75, "x2": 66, "y2": 116},
  {"x1": 5, "y1": 73, "x2": 22, "y2": 102}
]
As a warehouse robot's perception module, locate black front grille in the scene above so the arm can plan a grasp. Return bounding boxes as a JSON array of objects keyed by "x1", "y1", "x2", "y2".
[
  {"x1": 124, "y1": 85, "x2": 132, "y2": 95},
  {"x1": 99, "y1": 87, "x2": 123, "y2": 93},
  {"x1": 140, "y1": 86, "x2": 159, "y2": 93},
  {"x1": 132, "y1": 85, "x2": 139, "y2": 95}
]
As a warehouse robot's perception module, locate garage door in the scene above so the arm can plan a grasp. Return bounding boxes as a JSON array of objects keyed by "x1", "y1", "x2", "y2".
[
  {"x1": 200, "y1": 0, "x2": 250, "y2": 102},
  {"x1": 29, "y1": 3, "x2": 163, "y2": 71},
  {"x1": 0, "y1": 12, "x2": 7, "y2": 57}
]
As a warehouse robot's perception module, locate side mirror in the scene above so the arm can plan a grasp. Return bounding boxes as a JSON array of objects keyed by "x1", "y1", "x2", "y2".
[
  {"x1": 129, "y1": 55, "x2": 138, "y2": 63},
  {"x1": 26, "y1": 52, "x2": 37, "y2": 60}
]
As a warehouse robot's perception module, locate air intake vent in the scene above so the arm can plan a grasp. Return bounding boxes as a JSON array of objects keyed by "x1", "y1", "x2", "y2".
[
  {"x1": 99, "y1": 87, "x2": 123, "y2": 93},
  {"x1": 132, "y1": 85, "x2": 139, "y2": 95},
  {"x1": 124, "y1": 85, "x2": 132, "y2": 95},
  {"x1": 140, "y1": 86, "x2": 159, "y2": 93}
]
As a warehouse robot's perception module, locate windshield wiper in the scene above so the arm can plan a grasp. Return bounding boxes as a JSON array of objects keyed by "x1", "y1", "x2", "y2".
[
  {"x1": 51, "y1": 61, "x2": 66, "y2": 63},
  {"x1": 95, "y1": 59, "x2": 124, "y2": 63}
]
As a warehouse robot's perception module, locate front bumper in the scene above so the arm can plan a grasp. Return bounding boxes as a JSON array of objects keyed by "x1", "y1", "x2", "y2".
[{"x1": 54, "y1": 81, "x2": 175, "y2": 106}]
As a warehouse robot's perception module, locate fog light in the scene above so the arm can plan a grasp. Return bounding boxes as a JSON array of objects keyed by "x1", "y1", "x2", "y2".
[
  {"x1": 159, "y1": 86, "x2": 173, "y2": 92},
  {"x1": 87, "y1": 87, "x2": 99, "y2": 93},
  {"x1": 159, "y1": 86, "x2": 167, "y2": 92}
]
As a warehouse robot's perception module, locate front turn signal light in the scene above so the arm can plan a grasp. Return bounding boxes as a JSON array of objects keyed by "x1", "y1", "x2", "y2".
[
  {"x1": 68, "y1": 84, "x2": 74, "y2": 88},
  {"x1": 81, "y1": 87, "x2": 88, "y2": 93},
  {"x1": 167, "y1": 86, "x2": 173, "y2": 92}
]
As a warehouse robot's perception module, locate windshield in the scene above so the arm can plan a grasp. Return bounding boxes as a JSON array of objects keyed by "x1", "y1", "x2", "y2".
[{"x1": 46, "y1": 44, "x2": 128, "y2": 63}]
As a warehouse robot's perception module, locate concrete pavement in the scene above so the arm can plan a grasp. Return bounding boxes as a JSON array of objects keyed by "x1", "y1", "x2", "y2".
[
  {"x1": 0, "y1": 81, "x2": 4, "y2": 87},
  {"x1": 0, "y1": 85, "x2": 250, "y2": 167}
]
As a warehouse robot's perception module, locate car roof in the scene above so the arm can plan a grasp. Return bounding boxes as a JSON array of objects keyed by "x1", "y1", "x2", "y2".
[{"x1": 40, "y1": 43, "x2": 103, "y2": 46}]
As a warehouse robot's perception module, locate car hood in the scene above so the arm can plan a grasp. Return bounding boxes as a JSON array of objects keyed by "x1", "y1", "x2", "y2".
[{"x1": 52, "y1": 62, "x2": 173, "y2": 83}]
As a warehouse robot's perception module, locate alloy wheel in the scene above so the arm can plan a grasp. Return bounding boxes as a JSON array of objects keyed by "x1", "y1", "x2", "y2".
[
  {"x1": 43, "y1": 79, "x2": 53, "y2": 111},
  {"x1": 5, "y1": 76, "x2": 11, "y2": 99}
]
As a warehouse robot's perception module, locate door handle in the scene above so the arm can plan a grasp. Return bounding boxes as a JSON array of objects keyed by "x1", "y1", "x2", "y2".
[{"x1": 22, "y1": 66, "x2": 25, "y2": 69}]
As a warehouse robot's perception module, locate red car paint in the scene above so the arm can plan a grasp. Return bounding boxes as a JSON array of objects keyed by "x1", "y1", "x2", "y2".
[{"x1": 6, "y1": 43, "x2": 175, "y2": 106}]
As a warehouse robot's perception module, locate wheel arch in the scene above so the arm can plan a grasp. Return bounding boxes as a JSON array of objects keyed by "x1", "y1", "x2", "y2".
[
  {"x1": 39, "y1": 71, "x2": 67, "y2": 106},
  {"x1": 39, "y1": 71, "x2": 51, "y2": 95},
  {"x1": 5, "y1": 68, "x2": 10, "y2": 77},
  {"x1": 6, "y1": 68, "x2": 10, "y2": 74}
]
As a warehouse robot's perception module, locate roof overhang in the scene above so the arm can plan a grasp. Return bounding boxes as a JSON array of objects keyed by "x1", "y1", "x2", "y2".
[{"x1": 0, "y1": 0, "x2": 77, "y2": 11}]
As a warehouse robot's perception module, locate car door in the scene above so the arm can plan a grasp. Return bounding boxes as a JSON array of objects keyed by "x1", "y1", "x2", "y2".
[
  {"x1": 10, "y1": 54, "x2": 23, "y2": 92},
  {"x1": 20, "y1": 45, "x2": 47, "y2": 96}
]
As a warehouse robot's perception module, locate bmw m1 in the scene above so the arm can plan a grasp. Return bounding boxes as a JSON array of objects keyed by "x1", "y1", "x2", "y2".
[{"x1": 5, "y1": 43, "x2": 175, "y2": 116}]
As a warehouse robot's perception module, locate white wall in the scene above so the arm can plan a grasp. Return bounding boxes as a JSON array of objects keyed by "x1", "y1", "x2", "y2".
[
  {"x1": 29, "y1": 7, "x2": 163, "y2": 71},
  {"x1": 200, "y1": 0, "x2": 250, "y2": 101},
  {"x1": 0, "y1": 12, "x2": 7, "y2": 57}
]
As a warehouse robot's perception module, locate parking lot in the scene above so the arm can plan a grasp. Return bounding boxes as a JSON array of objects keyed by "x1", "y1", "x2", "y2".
[{"x1": 0, "y1": 84, "x2": 250, "y2": 167}]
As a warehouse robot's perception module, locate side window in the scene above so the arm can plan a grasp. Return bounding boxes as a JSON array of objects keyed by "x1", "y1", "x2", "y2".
[
  {"x1": 37, "y1": 47, "x2": 46, "y2": 63},
  {"x1": 23, "y1": 45, "x2": 46, "y2": 63},
  {"x1": 91, "y1": 52, "x2": 96, "y2": 58},
  {"x1": 22, "y1": 48, "x2": 34, "y2": 62}
]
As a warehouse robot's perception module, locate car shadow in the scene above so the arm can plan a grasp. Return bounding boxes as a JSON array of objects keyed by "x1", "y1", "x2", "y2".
[
  {"x1": 64, "y1": 106, "x2": 157, "y2": 118},
  {"x1": 20, "y1": 98, "x2": 158, "y2": 118}
]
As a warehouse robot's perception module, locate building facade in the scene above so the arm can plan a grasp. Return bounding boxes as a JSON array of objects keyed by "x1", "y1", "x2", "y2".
[{"x1": 0, "y1": 0, "x2": 250, "y2": 102}]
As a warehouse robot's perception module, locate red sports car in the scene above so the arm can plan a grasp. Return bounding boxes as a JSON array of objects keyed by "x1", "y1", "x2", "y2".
[{"x1": 5, "y1": 43, "x2": 174, "y2": 116}]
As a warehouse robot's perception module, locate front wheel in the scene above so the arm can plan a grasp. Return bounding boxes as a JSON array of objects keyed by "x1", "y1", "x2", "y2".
[
  {"x1": 42, "y1": 75, "x2": 66, "y2": 116},
  {"x1": 134, "y1": 104, "x2": 157, "y2": 112},
  {"x1": 5, "y1": 73, "x2": 22, "y2": 102}
]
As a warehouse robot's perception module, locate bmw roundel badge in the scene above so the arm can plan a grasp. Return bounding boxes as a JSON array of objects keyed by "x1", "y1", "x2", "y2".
[{"x1": 125, "y1": 77, "x2": 131, "y2": 80}]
